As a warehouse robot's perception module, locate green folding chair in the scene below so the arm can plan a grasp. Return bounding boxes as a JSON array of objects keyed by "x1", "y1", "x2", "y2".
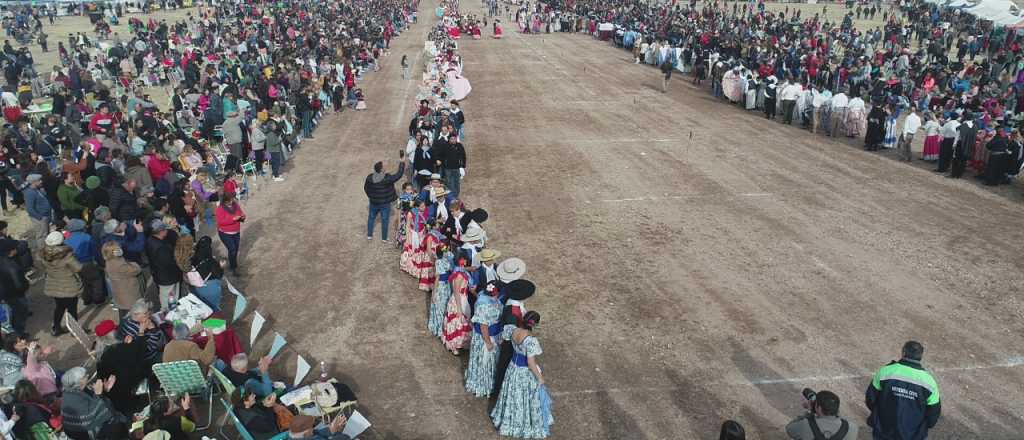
[
  {"x1": 209, "y1": 366, "x2": 236, "y2": 397},
  {"x1": 151, "y1": 360, "x2": 214, "y2": 430}
]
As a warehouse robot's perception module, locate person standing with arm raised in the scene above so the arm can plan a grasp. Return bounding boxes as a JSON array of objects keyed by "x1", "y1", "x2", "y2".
[{"x1": 364, "y1": 150, "x2": 406, "y2": 242}]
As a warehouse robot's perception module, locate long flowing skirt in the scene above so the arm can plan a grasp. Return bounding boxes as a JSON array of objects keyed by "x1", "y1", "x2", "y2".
[
  {"x1": 464, "y1": 331, "x2": 498, "y2": 397},
  {"x1": 491, "y1": 366, "x2": 548, "y2": 438},
  {"x1": 427, "y1": 280, "x2": 452, "y2": 337},
  {"x1": 844, "y1": 108, "x2": 866, "y2": 137},
  {"x1": 745, "y1": 89, "x2": 757, "y2": 110},
  {"x1": 395, "y1": 208, "x2": 409, "y2": 248},
  {"x1": 922, "y1": 135, "x2": 941, "y2": 161},
  {"x1": 883, "y1": 119, "x2": 898, "y2": 149},
  {"x1": 442, "y1": 293, "x2": 471, "y2": 351}
]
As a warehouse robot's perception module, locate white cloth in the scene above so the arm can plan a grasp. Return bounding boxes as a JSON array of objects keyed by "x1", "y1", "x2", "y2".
[
  {"x1": 941, "y1": 120, "x2": 961, "y2": 139},
  {"x1": 903, "y1": 113, "x2": 922, "y2": 135},
  {"x1": 779, "y1": 84, "x2": 802, "y2": 101},
  {"x1": 830, "y1": 93, "x2": 849, "y2": 109}
]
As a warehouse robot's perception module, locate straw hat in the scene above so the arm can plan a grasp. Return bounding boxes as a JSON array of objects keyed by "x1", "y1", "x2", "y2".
[
  {"x1": 461, "y1": 228, "x2": 483, "y2": 242},
  {"x1": 496, "y1": 258, "x2": 526, "y2": 282},
  {"x1": 478, "y1": 249, "x2": 500, "y2": 262}
]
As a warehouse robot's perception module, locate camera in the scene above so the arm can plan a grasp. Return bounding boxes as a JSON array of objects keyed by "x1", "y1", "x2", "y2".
[{"x1": 802, "y1": 388, "x2": 817, "y2": 413}]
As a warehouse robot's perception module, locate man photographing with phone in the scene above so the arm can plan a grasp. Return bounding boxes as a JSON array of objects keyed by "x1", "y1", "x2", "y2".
[
  {"x1": 364, "y1": 149, "x2": 406, "y2": 242},
  {"x1": 785, "y1": 389, "x2": 858, "y2": 440}
]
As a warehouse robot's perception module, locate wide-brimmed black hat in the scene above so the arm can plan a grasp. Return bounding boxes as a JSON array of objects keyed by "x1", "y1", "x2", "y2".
[
  {"x1": 506, "y1": 279, "x2": 535, "y2": 301},
  {"x1": 470, "y1": 208, "x2": 488, "y2": 224}
]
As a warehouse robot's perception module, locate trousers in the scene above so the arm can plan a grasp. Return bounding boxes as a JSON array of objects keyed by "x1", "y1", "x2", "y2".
[{"x1": 367, "y1": 202, "x2": 391, "y2": 240}]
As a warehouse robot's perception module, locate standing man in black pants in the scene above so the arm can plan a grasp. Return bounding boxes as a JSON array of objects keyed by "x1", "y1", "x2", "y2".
[
  {"x1": 951, "y1": 112, "x2": 977, "y2": 178},
  {"x1": 936, "y1": 114, "x2": 960, "y2": 173},
  {"x1": 490, "y1": 279, "x2": 535, "y2": 405}
]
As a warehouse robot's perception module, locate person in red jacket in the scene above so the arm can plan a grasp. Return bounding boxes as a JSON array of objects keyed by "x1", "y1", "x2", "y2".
[
  {"x1": 88, "y1": 103, "x2": 115, "y2": 134},
  {"x1": 146, "y1": 150, "x2": 171, "y2": 183},
  {"x1": 215, "y1": 191, "x2": 245, "y2": 274}
]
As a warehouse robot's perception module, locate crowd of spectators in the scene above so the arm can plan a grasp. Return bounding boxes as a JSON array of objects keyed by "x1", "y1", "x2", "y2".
[
  {"x1": 0, "y1": 0, "x2": 415, "y2": 437},
  {"x1": 524, "y1": 0, "x2": 1024, "y2": 186}
]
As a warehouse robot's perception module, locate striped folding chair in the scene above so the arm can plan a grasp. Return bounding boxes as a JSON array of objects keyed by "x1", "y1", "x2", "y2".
[{"x1": 151, "y1": 360, "x2": 214, "y2": 430}]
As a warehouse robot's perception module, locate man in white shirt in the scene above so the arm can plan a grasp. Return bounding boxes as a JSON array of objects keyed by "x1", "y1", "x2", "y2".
[
  {"x1": 813, "y1": 89, "x2": 832, "y2": 135},
  {"x1": 779, "y1": 79, "x2": 802, "y2": 125},
  {"x1": 937, "y1": 115, "x2": 961, "y2": 173},
  {"x1": 899, "y1": 106, "x2": 922, "y2": 162},
  {"x1": 829, "y1": 91, "x2": 849, "y2": 137}
]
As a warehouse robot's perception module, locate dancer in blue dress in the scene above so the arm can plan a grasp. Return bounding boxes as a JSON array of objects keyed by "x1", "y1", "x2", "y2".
[
  {"x1": 465, "y1": 281, "x2": 502, "y2": 397},
  {"x1": 491, "y1": 311, "x2": 551, "y2": 438},
  {"x1": 428, "y1": 245, "x2": 454, "y2": 337}
]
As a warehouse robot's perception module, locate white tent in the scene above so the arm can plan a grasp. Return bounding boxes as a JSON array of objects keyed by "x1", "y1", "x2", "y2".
[{"x1": 927, "y1": 0, "x2": 1024, "y2": 27}]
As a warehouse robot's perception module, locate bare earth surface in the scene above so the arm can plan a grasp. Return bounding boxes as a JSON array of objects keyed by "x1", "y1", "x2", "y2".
[{"x1": 21, "y1": 0, "x2": 1019, "y2": 438}]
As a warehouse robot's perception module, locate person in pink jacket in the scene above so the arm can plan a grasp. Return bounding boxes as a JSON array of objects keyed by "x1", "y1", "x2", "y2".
[{"x1": 215, "y1": 191, "x2": 245, "y2": 274}]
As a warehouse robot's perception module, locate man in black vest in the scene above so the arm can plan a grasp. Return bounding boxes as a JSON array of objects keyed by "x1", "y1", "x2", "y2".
[
  {"x1": 785, "y1": 390, "x2": 858, "y2": 440},
  {"x1": 950, "y1": 112, "x2": 977, "y2": 179}
]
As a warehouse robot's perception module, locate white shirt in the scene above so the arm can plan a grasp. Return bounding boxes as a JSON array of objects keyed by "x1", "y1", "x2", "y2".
[
  {"x1": 903, "y1": 113, "x2": 922, "y2": 135},
  {"x1": 923, "y1": 120, "x2": 941, "y2": 136},
  {"x1": 941, "y1": 120, "x2": 961, "y2": 139},
  {"x1": 780, "y1": 83, "x2": 802, "y2": 101},
  {"x1": 848, "y1": 97, "x2": 865, "y2": 111},
  {"x1": 831, "y1": 93, "x2": 849, "y2": 109}
]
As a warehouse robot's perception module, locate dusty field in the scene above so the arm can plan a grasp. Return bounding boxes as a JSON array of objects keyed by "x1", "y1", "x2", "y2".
[
  {"x1": 10, "y1": 0, "x2": 1024, "y2": 438},
  {"x1": 222, "y1": 0, "x2": 1024, "y2": 438}
]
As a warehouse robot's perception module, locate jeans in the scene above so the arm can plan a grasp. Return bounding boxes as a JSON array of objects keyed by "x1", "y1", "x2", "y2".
[
  {"x1": 269, "y1": 152, "x2": 283, "y2": 177},
  {"x1": 301, "y1": 110, "x2": 313, "y2": 138},
  {"x1": 367, "y1": 202, "x2": 391, "y2": 239},
  {"x1": 444, "y1": 168, "x2": 461, "y2": 199},
  {"x1": 53, "y1": 297, "x2": 78, "y2": 331},
  {"x1": 219, "y1": 231, "x2": 241, "y2": 269},
  {"x1": 9, "y1": 296, "x2": 28, "y2": 334}
]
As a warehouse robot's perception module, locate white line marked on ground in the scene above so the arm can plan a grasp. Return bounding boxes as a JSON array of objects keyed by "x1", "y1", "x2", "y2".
[
  {"x1": 548, "y1": 357, "x2": 1024, "y2": 397},
  {"x1": 595, "y1": 192, "x2": 775, "y2": 203}
]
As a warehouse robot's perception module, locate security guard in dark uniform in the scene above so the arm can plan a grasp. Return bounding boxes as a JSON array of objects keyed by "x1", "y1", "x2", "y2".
[{"x1": 865, "y1": 341, "x2": 941, "y2": 440}]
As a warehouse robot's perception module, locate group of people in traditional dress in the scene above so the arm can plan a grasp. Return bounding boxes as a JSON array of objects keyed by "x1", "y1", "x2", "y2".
[
  {"x1": 391, "y1": 2, "x2": 554, "y2": 438},
  {"x1": 543, "y1": 0, "x2": 1024, "y2": 187}
]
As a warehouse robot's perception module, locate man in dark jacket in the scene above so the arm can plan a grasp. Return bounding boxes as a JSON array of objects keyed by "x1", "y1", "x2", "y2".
[
  {"x1": 108, "y1": 179, "x2": 138, "y2": 222},
  {"x1": 363, "y1": 152, "x2": 406, "y2": 242},
  {"x1": 0, "y1": 239, "x2": 29, "y2": 335},
  {"x1": 435, "y1": 135, "x2": 466, "y2": 199},
  {"x1": 144, "y1": 220, "x2": 180, "y2": 312},
  {"x1": 865, "y1": 341, "x2": 941, "y2": 440}
]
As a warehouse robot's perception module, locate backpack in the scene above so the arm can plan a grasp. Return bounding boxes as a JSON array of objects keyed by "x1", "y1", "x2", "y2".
[{"x1": 807, "y1": 415, "x2": 849, "y2": 440}]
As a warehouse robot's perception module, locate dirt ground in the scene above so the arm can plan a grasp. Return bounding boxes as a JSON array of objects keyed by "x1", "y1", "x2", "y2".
[
  {"x1": 215, "y1": 0, "x2": 1024, "y2": 438},
  {"x1": 7, "y1": 0, "x2": 1024, "y2": 438}
]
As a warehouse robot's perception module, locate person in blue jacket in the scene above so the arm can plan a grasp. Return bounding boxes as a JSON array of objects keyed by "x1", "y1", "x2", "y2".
[{"x1": 865, "y1": 341, "x2": 941, "y2": 440}]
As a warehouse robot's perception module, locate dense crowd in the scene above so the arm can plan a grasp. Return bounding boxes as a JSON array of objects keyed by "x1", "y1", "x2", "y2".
[
  {"x1": 518, "y1": 0, "x2": 1024, "y2": 187},
  {"x1": 361, "y1": 1, "x2": 554, "y2": 438},
  {"x1": 0, "y1": 0, "x2": 415, "y2": 438}
]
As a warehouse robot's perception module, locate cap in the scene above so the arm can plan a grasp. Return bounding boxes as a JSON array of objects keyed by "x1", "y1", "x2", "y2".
[
  {"x1": 94, "y1": 320, "x2": 117, "y2": 337},
  {"x1": 150, "y1": 219, "x2": 168, "y2": 232}
]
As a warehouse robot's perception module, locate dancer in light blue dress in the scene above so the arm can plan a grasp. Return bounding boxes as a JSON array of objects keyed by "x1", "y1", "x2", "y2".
[
  {"x1": 428, "y1": 246, "x2": 454, "y2": 337},
  {"x1": 491, "y1": 312, "x2": 551, "y2": 439},
  {"x1": 464, "y1": 283, "x2": 502, "y2": 397}
]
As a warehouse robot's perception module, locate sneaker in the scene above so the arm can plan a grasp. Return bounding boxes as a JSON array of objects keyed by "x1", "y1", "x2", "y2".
[
  {"x1": 367, "y1": 236, "x2": 373, "y2": 240},
  {"x1": 381, "y1": 238, "x2": 388, "y2": 242},
  {"x1": 273, "y1": 176, "x2": 284, "y2": 182}
]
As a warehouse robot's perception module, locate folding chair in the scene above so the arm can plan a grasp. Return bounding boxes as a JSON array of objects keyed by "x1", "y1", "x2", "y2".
[
  {"x1": 220, "y1": 398, "x2": 289, "y2": 440},
  {"x1": 239, "y1": 161, "x2": 260, "y2": 197},
  {"x1": 150, "y1": 360, "x2": 214, "y2": 430},
  {"x1": 63, "y1": 311, "x2": 97, "y2": 363},
  {"x1": 209, "y1": 366, "x2": 235, "y2": 397}
]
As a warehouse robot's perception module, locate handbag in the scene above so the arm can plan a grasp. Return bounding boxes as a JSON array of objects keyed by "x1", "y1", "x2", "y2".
[{"x1": 185, "y1": 267, "x2": 211, "y2": 287}]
